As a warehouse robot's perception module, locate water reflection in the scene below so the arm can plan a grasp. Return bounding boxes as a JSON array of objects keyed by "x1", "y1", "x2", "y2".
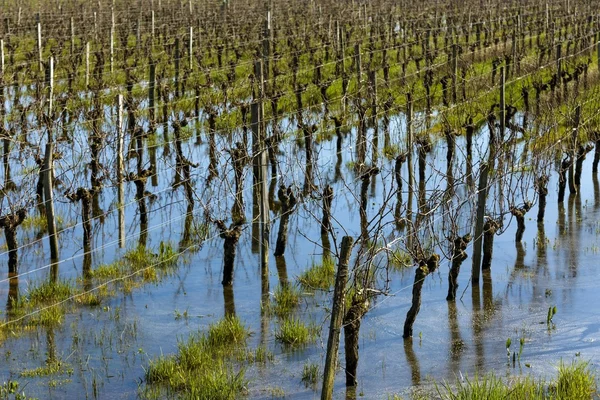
[
  {"x1": 6, "y1": 272, "x2": 18, "y2": 317},
  {"x1": 594, "y1": 173, "x2": 600, "y2": 210},
  {"x1": 275, "y1": 255, "x2": 289, "y2": 288},
  {"x1": 223, "y1": 285, "x2": 236, "y2": 317},
  {"x1": 471, "y1": 283, "x2": 485, "y2": 372},
  {"x1": 447, "y1": 301, "x2": 464, "y2": 372},
  {"x1": 403, "y1": 337, "x2": 421, "y2": 386}
]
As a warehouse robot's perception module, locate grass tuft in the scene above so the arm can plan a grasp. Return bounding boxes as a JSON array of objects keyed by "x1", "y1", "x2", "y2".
[
  {"x1": 298, "y1": 257, "x2": 336, "y2": 290},
  {"x1": 144, "y1": 316, "x2": 250, "y2": 399},
  {"x1": 275, "y1": 317, "x2": 318, "y2": 347}
]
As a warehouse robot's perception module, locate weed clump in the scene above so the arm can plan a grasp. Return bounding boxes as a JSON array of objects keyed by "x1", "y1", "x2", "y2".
[
  {"x1": 275, "y1": 317, "x2": 318, "y2": 347},
  {"x1": 437, "y1": 360, "x2": 596, "y2": 399},
  {"x1": 144, "y1": 316, "x2": 250, "y2": 399},
  {"x1": 298, "y1": 257, "x2": 335, "y2": 290}
]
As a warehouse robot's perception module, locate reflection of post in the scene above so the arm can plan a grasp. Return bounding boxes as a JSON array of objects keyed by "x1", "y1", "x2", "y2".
[
  {"x1": 223, "y1": 285, "x2": 235, "y2": 317},
  {"x1": 447, "y1": 301, "x2": 463, "y2": 370},
  {"x1": 275, "y1": 255, "x2": 288, "y2": 287},
  {"x1": 403, "y1": 338, "x2": 421, "y2": 386},
  {"x1": 6, "y1": 272, "x2": 18, "y2": 315},
  {"x1": 482, "y1": 269, "x2": 494, "y2": 314},
  {"x1": 471, "y1": 281, "x2": 484, "y2": 371},
  {"x1": 117, "y1": 95, "x2": 125, "y2": 248},
  {"x1": 594, "y1": 173, "x2": 600, "y2": 210},
  {"x1": 46, "y1": 327, "x2": 56, "y2": 365}
]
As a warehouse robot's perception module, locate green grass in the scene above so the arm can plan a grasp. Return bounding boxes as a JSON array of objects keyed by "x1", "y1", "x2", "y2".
[
  {"x1": 298, "y1": 257, "x2": 336, "y2": 291},
  {"x1": 301, "y1": 362, "x2": 320, "y2": 388},
  {"x1": 269, "y1": 285, "x2": 302, "y2": 316},
  {"x1": 274, "y1": 317, "x2": 318, "y2": 347},
  {"x1": 20, "y1": 360, "x2": 74, "y2": 378},
  {"x1": 0, "y1": 380, "x2": 35, "y2": 399},
  {"x1": 144, "y1": 315, "x2": 250, "y2": 399},
  {"x1": 437, "y1": 360, "x2": 596, "y2": 399},
  {"x1": 552, "y1": 360, "x2": 597, "y2": 399}
]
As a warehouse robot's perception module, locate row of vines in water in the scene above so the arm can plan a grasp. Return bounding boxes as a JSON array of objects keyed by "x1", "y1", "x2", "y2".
[{"x1": 1, "y1": 0, "x2": 600, "y2": 396}]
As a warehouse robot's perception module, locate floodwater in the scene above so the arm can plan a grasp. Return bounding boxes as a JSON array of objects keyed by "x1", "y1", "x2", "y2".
[{"x1": 0, "y1": 105, "x2": 599, "y2": 399}]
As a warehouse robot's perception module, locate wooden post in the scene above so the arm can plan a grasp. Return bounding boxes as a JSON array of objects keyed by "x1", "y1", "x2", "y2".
[
  {"x1": 262, "y1": 11, "x2": 271, "y2": 81},
  {"x1": 355, "y1": 43, "x2": 362, "y2": 90},
  {"x1": 70, "y1": 16, "x2": 75, "y2": 55},
  {"x1": 189, "y1": 26, "x2": 193, "y2": 70},
  {"x1": 471, "y1": 162, "x2": 489, "y2": 285},
  {"x1": 568, "y1": 105, "x2": 580, "y2": 194},
  {"x1": 406, "y1": 93, "x2": 414, "y2": 219},
  {"x1": 110, "y1": 8, "x2": 115, "y2": 73},
  {"x1": 43, "y1": 143, "x2": 59, "y2": 262},
  {"x1": 255, "y1": 60, "x2": 269, "y2": 272},
  {"x1": 151, "y1": 10, "x2": 155, "y2": 44},
  {"x1": 597, "y1": 41, "x2": 600, "y2": 72},
  {"x1": 0, "y1": 39, "x2": 4, "y2": 76},
  {"x1": 499, "y1": 66, "x2": 505, "y2": 141},
  {"x1": 48, "y1": 57, "x2": 54, "y2": 117},
  {"x1": 37, "y1": 21, "x2": 42, "y2": 72},
  {"x1": 452, "y1": 43, "x2": 458, "y2": 103},
  {"x1": 149, "y1": 63, "x2": 156, "y2": 122},
  {"x1": 556, "y1": 43, "x2": 562, "y2": 85},
  {"x1": 117, "y1": 94, "x2": 125, "y2": 248},
  {"x1": 175, "y1": 37, "x2": 180, "y2": 98},
  {"x1": 321, "y1": 236, "x2": 354, "y2": 400},
  {"x1": 85, "y1": 42, "x2": 90, "y2": 89}
]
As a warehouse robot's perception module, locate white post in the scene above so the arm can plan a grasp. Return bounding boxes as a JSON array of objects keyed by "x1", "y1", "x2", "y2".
[
  {"x1": 110, "y1": 8, "x2": 115, "y2": 73},
  {"x1": 85, "y1": 42, "x2": 90, "y2": 88},
  {"x1": 37, "y1": 22, "x2": 43, "y2": 72},
  {"x1": 0, "y1": 39, "x2": 4, "y2": 76},
  {"x1": 189, "y1": 26, "x2": 193, "y2": 70}
]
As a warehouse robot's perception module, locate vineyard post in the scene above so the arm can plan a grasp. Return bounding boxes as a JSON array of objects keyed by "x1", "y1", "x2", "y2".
[
  {"x1": 0, "y1": 39, "x2": 4, "y2": 76},
  {"x1": 85, "y1": 42, "x2": 89, "y2": 89},
  {"x1": 452, "y1": 43, "x2": 458, "y2": 103},
  {"x1": 406, "y1": 92, "x2": 414, "y2": 219},
  {"x1": 110, "y1": 7, "x2": 115, "y2": 73},
  {"x1": 70, "y1": 16, "x2": 75, "y2": 55},
  {"x1": 149, "y1": 63, "x2": 156, "y2": 122},
  {"x1": 556, "y1": 43, "x2": 562, "y2": 87},
  {"x1": 256, "y1": 60, "x2": 270, "y2": 272},
  {"x1": 175, "y1": 37, "x2": 180, "y2": 98},
  {"x1": 47, "y1": 56, "x2": 54, "y2": 141},
  {"x1": 136, "y1": 18, "x2": 141, "y2": 52},
  {"x1": 189, "y1": 26, "x2": 193, "y2": 70},
  {"x1": 321, "y1": 236, "x2": 354, "y2": 400},
  {"x1": 568, "y1": 105, "x2": 580, "y2": 194},
  {"x1": 262, "y1": 11, "x2": 271, "y2": 81},
  {"x1": 499, "y1": 65, "x2": 505, "y2": 141},
  {"x1": 355, "y1": 43, "x2": 362, "y2": 91},
  {"x1": 151, "y1": 10, "x2": 155, "y2": 44},
  {"x1": 471, "y1": 162, "x2": 489, "y2": 285},
  {"x1": 37, "y1": 19, "x2": 42, "y2": 72},
  {"x1": 43, "y1": 143, "x2": 59, "y2": 263},
  {"x1": 117, "y1": 94, "x2": 125, "y2": 248}
]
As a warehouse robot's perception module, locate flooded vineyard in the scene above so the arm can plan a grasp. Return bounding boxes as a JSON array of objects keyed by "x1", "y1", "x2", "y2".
[{"x1": 0, "y1": 0, "x2": 600, "y2": 398}]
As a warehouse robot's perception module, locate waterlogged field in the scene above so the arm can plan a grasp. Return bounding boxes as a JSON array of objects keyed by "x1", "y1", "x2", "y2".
[{"x1": 0, "y1": 0, "x2": 599, "y2": 399}]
